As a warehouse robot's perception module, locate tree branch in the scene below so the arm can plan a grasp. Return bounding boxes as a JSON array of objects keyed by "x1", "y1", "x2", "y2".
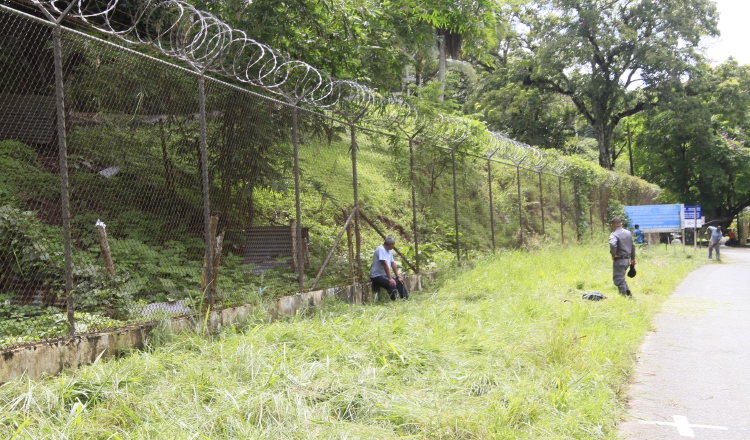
[
  {"x1": 613, "y1": 101, "x2": 652, "y2": 125},
  {"x1": 526, "y1": 74, "x2": 595, "y2": 125},
  {"x1": 727, "y1": 195, "x2": 750, "y2": 219},
  {"x1": 474, "y1": 59, "x2": 495, "y2": 73}
]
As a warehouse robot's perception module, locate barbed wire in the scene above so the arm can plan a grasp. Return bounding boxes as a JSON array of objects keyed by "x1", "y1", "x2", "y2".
[
  {"x1": 428, "y1": 115, "x2": 471, "y2": 147},
  {"x1": 492, "y1": 132, "x2": 532, "y2": 166},
  {"x1": 376, "y1": 98, "x2": 429, "y2": 139}
]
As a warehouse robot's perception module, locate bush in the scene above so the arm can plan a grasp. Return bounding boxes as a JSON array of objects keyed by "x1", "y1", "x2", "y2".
[
  {"x1": 0, "y1": 205, "x2": 64, "y2": 292},
  {"x1": 607, "y1": 199, "x2": 631, "y2": 227},
  {"x1": 0, "y1": 140, "x2": 59, "y2": 208}
]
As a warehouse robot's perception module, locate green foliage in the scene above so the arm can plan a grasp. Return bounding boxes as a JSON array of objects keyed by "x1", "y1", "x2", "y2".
[
  {"x1": 389, "y1": 0, "x2": 498, "y2": 62},
  {"x1": 103, "y1": 239, "x2": 201, "y2": 304},
  {"x1": 0, "y1": 140, "x2": 59, "y2": 208},
  {"x1": 465, "y1": 46, "x2": 577, "y2": 151},
  {"x1": 564, "y1": 157, "x2": 596, "y2": 238},
  {"x1": 0, "y1": 298, "x2": 68, "y2": 346},
  {"x1": 0, "y1": 205, "x2": 64, "y2": 291},
  {"x1": 515, "y1": 0, "x2": 719, "y2": 168},
  {"x1": 606, "y1": 199, "x2": 630, "y2": 228},
  {"x1": 634, "y1": 60, "x2": 750, "y2": 222},
  {"x1": 190, "y1": 0, "x2": 405, "y2": 90},
  {"x1": 73, "y1": 269, "x2": 133, "y2": 320},
  {"x1": 0, "y1": 301, "x2": 124, "y2": 347}
]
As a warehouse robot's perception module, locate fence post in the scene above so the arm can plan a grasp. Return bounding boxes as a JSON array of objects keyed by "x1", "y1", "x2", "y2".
[
  {"x1": 559, "y1": 176, "x2": 565, "y2": 244},
  {"x1": 409, "y1": 138, "x2": 420, "y2": 272},
  {"x1": 52, "y1": 25, "x2": 75, "y2": 336},
  {"x1": 538, "y1": 172, "x2": 545, "y2": 236},
  {"x1": 589, "y1": 190, "x2": 594, "y2": 236},
  {"x1": 573, "y1": 179, "x2": 583, "y2": 241},
  {"x1": 516, "y1": 165, "x2": 523, "y2": 247},
  {"x1": 451, "y1": 147, "x2": 460, "y2": 263},
  {"x1": 292, "y1": 107, "x2": 304, "y2": 291},
  {"x1": 345, "y1": 208, "x2": 355, "y2": 283},
  {"x1": 351, "y1": 124, "x2": 363, "y2": 282},
  {"x1": 599, "y1": 184, "x2": 606, "y2": 232},
  {"x1": 488, "y1": 158, "x2": 496, "y2": 252},
  {"x1": 197, "y1": 76, "x2": 215, "y2": 307}
]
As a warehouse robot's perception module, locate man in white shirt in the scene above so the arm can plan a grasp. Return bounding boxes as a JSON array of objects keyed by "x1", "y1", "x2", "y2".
[
  {"x1": 370, "y1": 236, "x2": 408, "y2": 300},
  {"x1": 706, "y1": 225, "x2": 722, "y2": 261}
]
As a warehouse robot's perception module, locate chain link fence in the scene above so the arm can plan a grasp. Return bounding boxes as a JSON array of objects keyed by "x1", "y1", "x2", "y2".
[{"x1": 0, "y1": 1, "x2": 659, "y2": 348}]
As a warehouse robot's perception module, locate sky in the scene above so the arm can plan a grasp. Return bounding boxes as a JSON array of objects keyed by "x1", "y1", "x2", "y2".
[{"x1": 704, "y1": 0, "x2": 750, "y2": 65}]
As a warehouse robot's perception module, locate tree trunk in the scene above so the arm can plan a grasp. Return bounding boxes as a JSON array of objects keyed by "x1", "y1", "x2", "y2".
[
  {"x1": 595, "y1": 123, "x2": 615, "y2": 169},
  {"x1": 437, "y1": 30, "x2": 447, "y2": 102},
  {"x1": 414, "y1": 53, "x2": 424, "y2": 89},
  {"x1": 739, "y1": 212, "x2": 749, "y2": 247}
]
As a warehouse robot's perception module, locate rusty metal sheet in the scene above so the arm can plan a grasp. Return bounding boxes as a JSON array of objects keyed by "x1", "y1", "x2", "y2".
[
  {"x1": 0, "y1": 94, "x2": 55, "y2": 145},
  {"x1": 243, "y1": 226, "x2": 309, "y2": 272}
]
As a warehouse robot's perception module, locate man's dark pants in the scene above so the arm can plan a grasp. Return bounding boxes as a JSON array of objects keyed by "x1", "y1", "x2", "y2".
[
  {"x1": 370, "y1": 276, "x2": 408, "y2": 300},
  {"x1": 613, "y1": 258, "x2": 630, "y2": 294}
]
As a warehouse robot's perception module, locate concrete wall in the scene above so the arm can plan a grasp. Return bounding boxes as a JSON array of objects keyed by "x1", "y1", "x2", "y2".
[{"x1": 0, "y1": 273, "x2": 436, "y2": 382}]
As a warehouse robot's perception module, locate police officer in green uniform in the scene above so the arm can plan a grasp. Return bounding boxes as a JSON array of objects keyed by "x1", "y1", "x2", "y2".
[{"x1": 609, "y1": 217, "x2": 636, "y2": 297}]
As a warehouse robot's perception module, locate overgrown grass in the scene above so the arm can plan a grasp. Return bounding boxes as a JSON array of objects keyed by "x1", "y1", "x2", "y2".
[{"x1": 0, "y1": 242, "x2": 703, "y2": 438}]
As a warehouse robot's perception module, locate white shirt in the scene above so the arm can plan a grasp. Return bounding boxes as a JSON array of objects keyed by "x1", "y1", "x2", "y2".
[{"x1": 370, "y1": 245, "x2": 394, "y2": 278}]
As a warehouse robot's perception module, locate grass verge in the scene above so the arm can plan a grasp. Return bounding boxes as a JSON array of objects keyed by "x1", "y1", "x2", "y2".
[{"x1": 0, "y1": 242, "x2": 704, "y2": 439}]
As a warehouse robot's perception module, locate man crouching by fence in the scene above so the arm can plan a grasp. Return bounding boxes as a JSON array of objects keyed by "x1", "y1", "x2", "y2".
[
  {"x1": 370, "y1": 236, "x2": 409, "y2": 300},
  {"x1": 609, "y1": 217, "x2": 636, "y2": 297}
]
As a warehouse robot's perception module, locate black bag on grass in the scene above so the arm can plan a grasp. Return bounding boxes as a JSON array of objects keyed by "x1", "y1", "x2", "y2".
[{"x1": 582, "y1": 291, "x2": 606, "y2": 301}]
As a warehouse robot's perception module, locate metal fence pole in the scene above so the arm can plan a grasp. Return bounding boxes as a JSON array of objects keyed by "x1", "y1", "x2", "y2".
[
  {"x1": 488, "y1": 158, "x2": 496, "y2": 252},
  {"x1": 409, "y1": 138, "x2": 420, "y2": 272},
  {"x1": 599, "y1": 184, "x2": 606, "y2": 232},
  {"x1": 538, "y1": 172, "x2": 545, "y2": 235},
  {"x1": 292, "y1": 107, "x2": 304, "y2": 291},
  {"x1": 351, "y1": 124, "x2": 363, "y2": 282},
  {"x1": 573, "y1": 179, "x2": 583, "y2": 241},
  {"x1": 53, "y1": 26, "x2": 75, "y2": 336},
  {"x1": 451, "y1": 147, "x2": 460, "y2": 263},
  {"x1": 559, "y1": 176, "x2": 565, "y2": 244},
  {"x1": 197, "y1": 76, "x2": 215, "y2": 307},
  {"x1": 516, "y1": 165, "x2": 523, "y2": 247},
  {"x1": 589, "y1": 191, "x2": 594, "y2": 236}
]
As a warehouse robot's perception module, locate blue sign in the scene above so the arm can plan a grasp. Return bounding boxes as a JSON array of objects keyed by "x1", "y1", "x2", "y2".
[
  {"x1": 684, "y1": 205, "x2": 702, "y2": 220},
  {"x1": 624, "y1": 204, "x2": 683, "y2": 231}
]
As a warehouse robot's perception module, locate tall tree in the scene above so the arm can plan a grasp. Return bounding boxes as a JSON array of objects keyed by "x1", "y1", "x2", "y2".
[
  {"x1": 635, "y1": 60, "x2": 750, "y2": 222},
  {"x1": 516, "y1": 0, "x2": 719, "y2": 169}
]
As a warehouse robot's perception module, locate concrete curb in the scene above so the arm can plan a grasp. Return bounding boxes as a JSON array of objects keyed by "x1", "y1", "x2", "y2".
[{"x1": 0, "y1": 272, "x2": 436, "y2": 382}]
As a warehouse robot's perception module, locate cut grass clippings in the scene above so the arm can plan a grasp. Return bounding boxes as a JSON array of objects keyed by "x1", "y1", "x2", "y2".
[{"x1": 0, "y1": 242, "x2": 704, "y2": 439}]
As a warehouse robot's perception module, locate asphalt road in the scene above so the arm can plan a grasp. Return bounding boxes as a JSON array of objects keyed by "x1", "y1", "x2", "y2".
[{"x1": 619, "y1": 247, "x2": 750, "y2": 439}]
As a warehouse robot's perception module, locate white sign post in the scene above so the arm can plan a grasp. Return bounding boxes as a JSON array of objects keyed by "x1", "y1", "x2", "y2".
[{"x1": 683, "y1": 206, "x2": 703, "y2": 252}]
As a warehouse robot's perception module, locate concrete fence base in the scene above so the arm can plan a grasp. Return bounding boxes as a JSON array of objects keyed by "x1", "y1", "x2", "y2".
[{"x1": 0, "y1": 272, "x2": 436, "y2": 382}]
